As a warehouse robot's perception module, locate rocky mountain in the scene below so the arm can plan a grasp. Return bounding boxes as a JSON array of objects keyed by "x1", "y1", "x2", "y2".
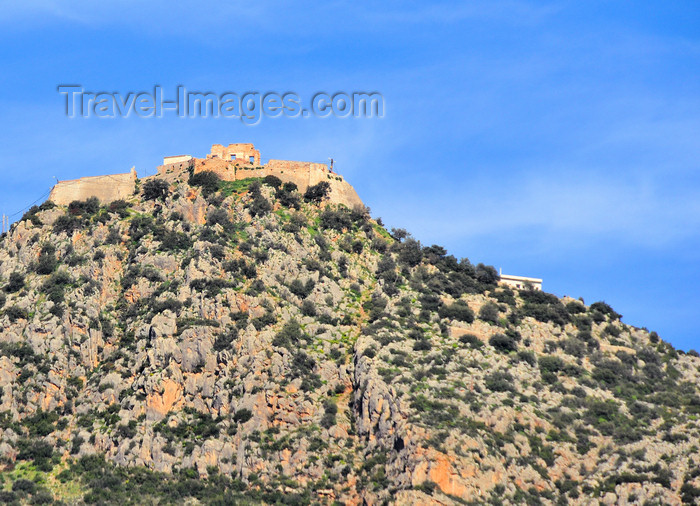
[{"x1": 0, "y1": 164, "x2": 699, "y2": 505}]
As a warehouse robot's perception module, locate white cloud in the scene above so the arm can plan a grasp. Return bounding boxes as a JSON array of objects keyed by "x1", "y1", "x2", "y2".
[{"x1": 370, "y1": 171, "x2": 700, "y2": 253}]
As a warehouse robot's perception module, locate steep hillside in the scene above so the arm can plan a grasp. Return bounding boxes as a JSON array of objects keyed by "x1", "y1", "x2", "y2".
[{"x1": 0, "y1": 166, "x2": 699, "y2": 505}]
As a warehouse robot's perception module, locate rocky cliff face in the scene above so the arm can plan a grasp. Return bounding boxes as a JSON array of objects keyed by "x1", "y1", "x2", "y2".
[{"x1": 0, "y1": 169, "x2": 699, "y2": 505}]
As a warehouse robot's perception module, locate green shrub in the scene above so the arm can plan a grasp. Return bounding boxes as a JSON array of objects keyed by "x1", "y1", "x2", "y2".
[
  {"x1": 590, "y1": 301, "x2": 621, "y2": 320},
  {"x1": 17, "y1": 439, "x2": 55, "y2": 471},
  {"x1": 475, "y1": 263, "x2": 499, "y2": 284},
  {"x1": 108, "y1": 199, "x2": 130, "y2": 217},
  {"x1": 522, "y1": 300, "x2": 570, "y2": 326},
  {"x1": 565, "y1": 300, "x2": 586, "y2": 314},
  {"x1": 489, "y1": 333, "x2": 517, "y2": 353},
  {"x1": 458, "y1": 333, "x2": 483, "y2": 349},
  {"x1": 189, "y1": 277, "x2": 235, "y2": 296},
  {"x1": 5, "y1": 271, "x2": 25, "y2": 293},
  {"x1": 485, "y1": 371, "x2": 516, "y2": 392},
  {"x1": 273, "y1": 320, "x2": 304, "y2": 348},
  {"x1": 592, "y1": 359, "x2": 631, "y2": 388},
  {"x1": 681, "y1": 482, "x2": 700, "y2": 503},
  {"x1": 304, "y1": 181, "x2": 331, "y2": 202},
  {"x1": 213, "y1": 329, "x2": 238, "y2": 352},
  {"x1": 290, "y1": 352, "x2": 321, "y2": 391},
  {"x1": 5, "y1": 305, "x2": 28, "y2": 322},
  {"x1": 563, "y1": 337, "x2": 586, "y2": 357},
  {"x1": 397, "y1": 238, "x2": 423, "y2": 267},
  {"x1": 143, "y1": 179, "x2": 170, "y2": 201},
  {"x1": 24, "y1": 409, "x2": 59, "y2": 436},
  {"x1": 277, "y1": 184, "x2": 301, "y2": 209},
  {"x1": 53, "y1": 214, "x2": 82, "y2": 234},
  {"x1": 207, "y1": 208, "x2": 234, "y2": 231},
  {"x1": 223, "y1": 259, "x2": 256, "y2": 279},
  {"x1": 68, "y1": 197, "x2": 100, "y2": 216},
  {"x1": 590, "y1": 310, "x2": 606, "y2": 324},
  {"x1": 188, "y1": 171, "x2": 221, "y2": 197},
  {"x1": 262, "y1": 175, "x2": 282, "y2": 189},
  {"x1": 438, "y1": 301, "x2": 474, "y2": 323},
  {"x1": 40, "y1": 271, "x2": 72, "y2": 305},
  {"x1": 539, "y1": 355, "x2": 565, "y2": 383},
  {"x1": 35, "y1": 244, "x2": 58, "y2": 274},
  {"x1": 604, "y1": 324, "x2": 621, "y2": 337},
  {"x1": 248, "y1": 194, "x2": 271, "y2": 216},
  {"x1": 67, "y1": 376, "x2": 84, "y2": 389},
  {"x1": 320, "y1": 400, "x2": 337, "y2": 429},
  {"x1": 320, "y1": 207, "x2": 352, "y2": 232},
  {"x1": 479, "y1": 302, "x2": 500, "y2": 324},
  {"x1": 301, "y1": 299, "x2": 317, "y2": 317},
  {"x1": 516, "y1": 350, "x2": 537, "y2": 366},
  {"x1": 151, "y1": 298, "x2": 183, "y2": 314},
  {"x1": 413, "y1": 338, "x2": 432, "y2": 351},
  {"x1": 12, "y1": 478, "x2": 36, "y2": 494},
  {"x1": 158, "y1": 230, "x2": 192, "y2": 252},
  {"x1": 289, "y1": 278, "x2": 315, "y2": 299},
  {"x1": 21, "y1": 205, "x2": 43, "y2": 226},
  {"x1": 492, "y1": 289, "x2": 516, "y2": 306}
]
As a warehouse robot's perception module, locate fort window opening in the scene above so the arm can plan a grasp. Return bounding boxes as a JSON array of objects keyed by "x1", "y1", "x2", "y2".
[
  {"x1": 249, "y1": 156, "x2": 255, "y2": 164},
  {"x1": 231, "y1": 154, "x2": 236, "y2": 160}
]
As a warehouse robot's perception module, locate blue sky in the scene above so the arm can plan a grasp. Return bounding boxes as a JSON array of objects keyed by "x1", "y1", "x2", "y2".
[{"x1": 0, "y1": 1, "x2": 698, "y2": 350}]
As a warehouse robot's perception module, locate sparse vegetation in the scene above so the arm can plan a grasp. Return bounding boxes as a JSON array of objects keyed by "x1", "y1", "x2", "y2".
[
  {"x1": 143, "y1": 179, "x2": 170, "y2": 201},
  {"x1": 0, "y1": 154, "x2": 695, "y2": 505}
]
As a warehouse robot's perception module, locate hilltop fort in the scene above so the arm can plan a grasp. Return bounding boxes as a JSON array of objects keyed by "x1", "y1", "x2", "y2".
[
  {"x1": 48, "y1": 167, "x2": 138, "y2": 206},
  {"x1": 49, "y1": 143, "x2": 363, "y2": 209}
]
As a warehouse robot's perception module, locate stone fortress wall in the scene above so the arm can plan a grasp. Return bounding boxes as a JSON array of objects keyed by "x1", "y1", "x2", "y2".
[
  {"x1": 46, "y1": 143, "x2": 363, "y2": 209},
  {"x1": 159, "y1": 143, "x2": 363, "y2": 208},
  {"x1": 49, "y1": 168, "x2": 137, "y2": 206},
  {"x1": 208, "y1": 143, "x2": 260, "y2": 165}
]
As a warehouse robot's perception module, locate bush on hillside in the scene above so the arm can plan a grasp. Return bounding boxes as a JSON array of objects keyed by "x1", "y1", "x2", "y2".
[
  {"x1": 5, "y1": 305, "x2": 28, "y2": 322},
  {"x1": 277, "y1": 183, "x2": 301, "y2": 209},
  {"x1": 188, "y1": 171, "x2": 221, "y2": 197},
  {"x1": 397, "y1": 238, "x2": 423, "y2": 267},
  {"x1": 438, "y1": 300, "x2": 474, "y2": 323},
  {"x1": 458, "y1": 333, "x2": 483, "y2": 349},
  {"x1": 272, "y1": 319, "x2": 304, "y2": 348},
  {"x1": 475, "y1": 263, "x2": 499, "y2": 284},
  {"x1": 289, "y1": 279, "x2": 315, "y2": 299},
  {"x1": 41, "y1": 271, "x2": 72, "y2": 304},
  {"x1": 35, "y1": 244, "x2": 58, "y2": 274},
  {"x1": 21, "y1": 205, "x2": 43, "y2": 226},
  {"x1": 108, "y1": 199, "x2": 130, "y2": 217},
  {"x1": 5, "y1": 272, "x2": 25, "y2": 293},
  {"x1": 233, "y1": 409, "x2": 253, "y2": 424},
  {"x1": 489, "y1": 333, "x2": 517, "y2": 353},
  {"x1": 320, "y1": 207, "x2": 352, "y2": 232},
  {"x1": 304, "y1": 181, "x2": 330, "y2": 203},
  {"x1": 590, "y1": 301, "x2": 622, "y2": 320},
  {"x1": 53, "y1": 215, "x2": 82, "y2": 234},
  {"x1": 485, "y1": 371, "x2": 516, "y2": 392},
  {"x1": 143, "y1": 179, "x2": 170, "y2": 201},
  {"x1": 479, "y1": 302, "x2": 500, "y2": 324},
  {"x1": 262, "y1": 175, "x2": 283, "y2": 189},
  {"x1": 566, "y1": 300, "x2": 586, "y2": 314},
  {"x1": 68, "y1": 197, "x2": 100, "y2": 216}
]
